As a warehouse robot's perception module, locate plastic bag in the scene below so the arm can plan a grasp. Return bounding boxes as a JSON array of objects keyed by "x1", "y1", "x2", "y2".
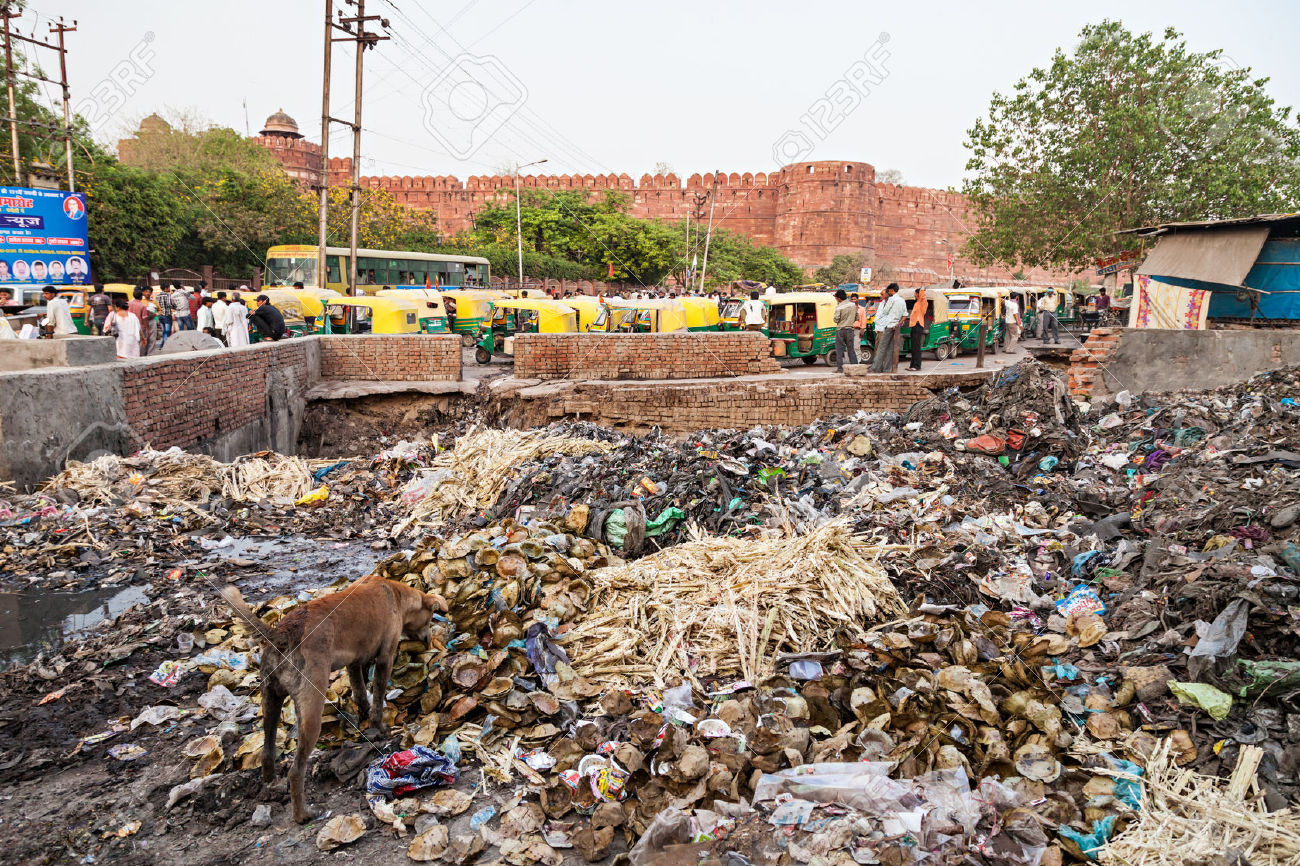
[
  {"x1": 366, "y1": 745, "x2": 458, "y2": 797},
  {"x1": 1169, "y1": 681, "x2": 1233, "y2": 720},
  {"x1": 1056, "y1": 584, "x2": 1106, "y2": 617}
]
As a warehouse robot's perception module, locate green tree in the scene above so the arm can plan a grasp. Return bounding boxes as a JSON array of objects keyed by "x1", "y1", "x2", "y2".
[
  {"x1": 962, "y1": 20, "x2": 1300, "y2": 271},
  {"x1": 83, "y1": 160, "x2": 188, "y2": 279},
  {"x1": 812, "y1": 253, "x2": 869, "y2": 286}
]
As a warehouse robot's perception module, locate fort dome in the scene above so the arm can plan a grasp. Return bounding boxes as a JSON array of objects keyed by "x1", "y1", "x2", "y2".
[{"x1": 260, "y1": 109, "x2": 301, "y2": 139}]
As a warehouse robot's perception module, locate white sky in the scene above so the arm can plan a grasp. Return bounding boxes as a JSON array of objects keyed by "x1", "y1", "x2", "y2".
[{"x1": 25, "y1": 0, "x2": 1300, "y2": 190}]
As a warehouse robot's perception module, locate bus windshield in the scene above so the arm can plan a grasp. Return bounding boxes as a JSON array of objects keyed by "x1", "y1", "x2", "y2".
[{"x1": 266, "y1": 256, "x2": 319, "y2": 286}]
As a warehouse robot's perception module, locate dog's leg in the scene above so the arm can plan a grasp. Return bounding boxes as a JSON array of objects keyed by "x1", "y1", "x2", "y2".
[
  {"x1": 346, "y1": 660, "x2": 371, "y2": 722},
  {"x1": 289, "y1": 684, "x2": 326, "y2": 823},
  {"x1": 369, "y1": 649, "x2": 396, "y2": 735},
  {"x1": 261, "y1": 681, "x2": 286, "y2": 784}
]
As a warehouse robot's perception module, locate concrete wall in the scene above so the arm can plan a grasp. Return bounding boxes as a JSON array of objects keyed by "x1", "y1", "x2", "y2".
[
  {"x1": 0, "y1": 339, "x2": 322, "y2": 490},
  {"x1": 318, "y1": 335, "x2": 461, "y2": 381},
  {"x1": 513, "y1": 333, "x2": 781, "y2": 380},
  {"x1": 0, "y1": 336, "x2": 116, "y2": 371},
  {"x1": 1069, "y1": 328, "x2": 1300, "y2": 398}
]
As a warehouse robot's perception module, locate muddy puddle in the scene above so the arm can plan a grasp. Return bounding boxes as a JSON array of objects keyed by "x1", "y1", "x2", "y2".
[
  {"x1": 0, "y1": 583, "x2": 150, "y2": 668},
  {"x1": 0, "y1": 535, "x2": 377, "y2": 668},
  {"x1": 194, "y1": 535, "x2": 378, "y2": 598}
]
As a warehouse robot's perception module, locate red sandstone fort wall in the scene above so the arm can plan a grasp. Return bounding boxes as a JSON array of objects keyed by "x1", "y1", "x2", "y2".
[{"x1": 263, "y1": 147, "x2": 1074, "y2": 284}]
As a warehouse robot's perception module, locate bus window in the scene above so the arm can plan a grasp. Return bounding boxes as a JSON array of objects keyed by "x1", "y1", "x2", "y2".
[
  {"x1": 409, "y1": 263, "x2": 428, "y2": 286},
  {"x1": 327, "y1": 255, "x2": 343, "y2": 284}
]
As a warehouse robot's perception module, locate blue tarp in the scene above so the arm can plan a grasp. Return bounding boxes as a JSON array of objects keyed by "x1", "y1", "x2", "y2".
[{"x1": 1153, "y1": 238, "x2": 1300, "y2": 320}]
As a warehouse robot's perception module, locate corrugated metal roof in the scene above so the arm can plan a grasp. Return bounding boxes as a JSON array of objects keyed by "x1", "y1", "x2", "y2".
[{"x1": 1118, "y1": 212, "x2": 1300, "y2": 236}]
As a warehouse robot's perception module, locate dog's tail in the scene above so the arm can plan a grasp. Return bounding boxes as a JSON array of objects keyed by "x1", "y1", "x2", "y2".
[{"x1": 220, "y1": 585, "x2": 282, "y2": 647}]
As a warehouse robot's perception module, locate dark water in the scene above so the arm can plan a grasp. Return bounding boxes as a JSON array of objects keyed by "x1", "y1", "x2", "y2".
[{"x1": 0, "y1": 584, "x2": 151, "y2": 668}]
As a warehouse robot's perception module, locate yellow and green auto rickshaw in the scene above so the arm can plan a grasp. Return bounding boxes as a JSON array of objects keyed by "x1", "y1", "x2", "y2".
[
  {"x1": 253, "y1": 290, "x2": 316, "y2": 336},
  {"x1": 474, "y1": 298, "x2": 578, "y2": 365},
  {"x1": 55, "y1": 289, "x2": 93, "y2": 334},
  {"x1": 378, "y1": 288, "x2": 449, "y2": 333},
  {"x1": 591, "y1": 298, "x2": 688, "y2": 333},
  {"x1": 321, "y1": 296, "x2": 421, "y2": 335},
  {"x1": 943, "y1": 287, "x2": 1003, "y2": 353},
  {"x1": 764, "y1": 291, "x2": 839, "y2": 365},
  {"x1": 896, "y1": 288, "x2": 956, "y2": 360},
  {"x1": 561, "y1": 295, "x2": 604, "y2": 332},
  {"x1": 678, "y1": 296, "x2": 721, "y2": 331},
  {"x1": 442, "y1": 289, "x2": 499, "y2": 345},
  {"x1": 718, "y1": 295, "x2": 746, "y2": 331}
]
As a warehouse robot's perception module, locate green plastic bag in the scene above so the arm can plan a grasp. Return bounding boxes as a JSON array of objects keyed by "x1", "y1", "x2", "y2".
[
  {"x1": 1169, "y1": 681, "x2": 1233, "y2": 720},
  {"x1": 1237, "y1": 659, "x2": 1300, "y2": 697},
  {"x1": 645, "y1": 507, "x2": 685, "y2": 538},
  {"x1": 604, "y1": 509, "x2": 628, "y2": 548}
]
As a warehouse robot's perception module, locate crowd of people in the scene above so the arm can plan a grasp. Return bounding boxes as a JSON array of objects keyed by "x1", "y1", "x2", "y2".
[{"x1": 48, "y1": 282, "x2": 287, "y2": 358}]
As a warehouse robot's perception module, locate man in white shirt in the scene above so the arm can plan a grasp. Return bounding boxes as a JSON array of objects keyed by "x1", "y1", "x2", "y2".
[
  {"x1": 40, "y1": 285, "x2": 77, "y2": 336},
  {"x1": 1037, "y1": 291, "x2": 1060, "y2": 344},
  {"x1": 197, "y1": 296, "x2": 217, "y2": 335},
  {"x1": 741, "y1": 291, "x2": 767, "y2": 331},
  {"x1": 211, "y1": 292, "x2": 230, "y2": 343},
  {"x1": 105, "y1": 297, "x2": 142, "y2": 358},
  {"x1": 1004, "y1": 295, "x2": 1022, "y2": 347},
  {"x1": 871, "y1": 283, "x2": 907, "y2": 372}
]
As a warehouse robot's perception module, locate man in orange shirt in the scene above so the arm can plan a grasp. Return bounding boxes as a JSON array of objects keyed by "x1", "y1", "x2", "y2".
[{"x1": 907, "y1": 287, "x2": 929, "y2": 371}]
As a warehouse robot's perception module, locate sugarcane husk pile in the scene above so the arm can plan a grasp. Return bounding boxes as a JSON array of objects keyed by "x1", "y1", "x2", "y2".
[
  {"x1": 46, "y1": 448, "x2": 320, "y2": 510},
  {"x1": 564, "y1": 518, "x2": 906, "y2": 687},
  {"x1": 399, "y1": 427, "x2": 613, "y2": 528},
  {"x1": 1100, "y1": 740, "x2": 1300, "y2": 866}
]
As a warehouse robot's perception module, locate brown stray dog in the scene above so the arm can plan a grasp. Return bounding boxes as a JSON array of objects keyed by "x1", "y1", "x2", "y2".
[{"x1": 221, "y1": 574, "x2": 447, "y2": 822}]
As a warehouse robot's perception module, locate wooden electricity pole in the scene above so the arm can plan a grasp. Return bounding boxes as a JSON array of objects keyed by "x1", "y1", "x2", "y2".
[
  {"x1": 317, "y1": 0, "x2": 333, "y2": 293},
  {"x1": 50, "y1": 17, "x2": 76, "y2": 190}
]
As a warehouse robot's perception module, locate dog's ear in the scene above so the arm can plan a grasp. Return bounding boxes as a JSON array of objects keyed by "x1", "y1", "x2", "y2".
[{"x1": 424, "y1": 592, "x2": 449, "y2": 613}]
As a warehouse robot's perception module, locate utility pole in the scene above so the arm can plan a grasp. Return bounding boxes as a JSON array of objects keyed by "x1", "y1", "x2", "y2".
[
  {"x1": 698, "y1": 170, "x2": 720, "y2": 293},
  {"x1": 50, "y1": 17, "x2": 76, "y2": 191},
  {"x1": 333, "y1": 0, "x2": 388, "y2": 295},
  {"x1": 515, "y1": 158, "x2": 546, "y2": 288},
  {"x1": 2, "y1": 4, "x2": 21, "y2": 183},
  {"x1": 317, "y1": 0, "x2": 333, "y2": 292},
  {"x1": 0, "y1": 5, "x2": 80, "y2": 189}
]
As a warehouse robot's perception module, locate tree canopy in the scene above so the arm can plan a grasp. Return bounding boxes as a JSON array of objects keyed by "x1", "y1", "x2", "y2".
[
  {"x1": 448, "y1": 188, "x2": 805, "y2": 288},
  {"x1": 962, "y1": 20, "x2": 1300, "y2": 271}
]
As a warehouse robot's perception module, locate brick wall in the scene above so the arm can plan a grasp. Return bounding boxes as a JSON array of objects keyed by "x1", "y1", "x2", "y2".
[
  {"x1": 122, "y1": 341, "x2": 312, "y2": 450},
  {"x1": 1068, "y1": 328, "x2": 1121, "y2": 398},
  {"x1": 318, "y1": 335, "x2": 461, "y2": 381},
  {"x1": 513, "y1": 333, "x2": 781, "y2": 380},
  {"x1": 491, "y1": 373, "x2": 984, "y2": 432}
]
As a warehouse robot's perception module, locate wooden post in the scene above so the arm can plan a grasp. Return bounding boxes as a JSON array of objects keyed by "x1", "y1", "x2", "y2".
[{"x1": 976, "y1": 319, "x2": 987, "y2": 368}]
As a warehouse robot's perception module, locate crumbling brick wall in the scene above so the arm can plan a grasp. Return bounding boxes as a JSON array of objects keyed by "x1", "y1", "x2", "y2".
[
  {"x1": 513, "y1": 333, "x2": 781, "y2": 380},
  {"x1": 317, "y1": 335, "x2": 461, "y2": 381},
  {"x1": 492, "y1": 373, "x2": 984, "y2": 431},
  {"x1": 122, "y1": 341, "x2": 312, "y2": 450},
  {"x1": 1068, "y1": 328, "x2": 1121, "y2": 398}
]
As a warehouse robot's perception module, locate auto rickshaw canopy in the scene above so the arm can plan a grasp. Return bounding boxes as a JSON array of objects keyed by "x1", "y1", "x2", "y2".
[
  {"x1": 677, "y1": 296, "x2": 721, "y2": 329},
  {"x1": 487, "y1": 298, "x2": 578, "y2": 333},
  {"x1": 895, "y1": 287, "x2": 950, "y2": 323},
  {"x1": 325, "y1": 296, "x2": 421, "y2": 333},
  {"x1": 560, "y1": 296, "x2": 604, "y2": 331},
  {"x1": 249, "y1": 290, "x2": 308, "y2": 324},
  {"x1": 600, "y1": 298, "x2": 688, "y2": 332},
  {"x1": 764, "y1": 291, "x2": 838, "y2": 329}
]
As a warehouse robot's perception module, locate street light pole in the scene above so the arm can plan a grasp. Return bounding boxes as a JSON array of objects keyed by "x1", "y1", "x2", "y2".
[{"x1": 515, "y1": 158, "x2": 547, "y2": 289}]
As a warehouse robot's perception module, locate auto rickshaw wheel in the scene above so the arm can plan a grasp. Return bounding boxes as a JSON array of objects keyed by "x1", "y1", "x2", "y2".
[
  {"x1": 474, "y1": 347, "x2": 492, "y2": 365},
  {"x1": 859, "y1": 345, "x2": 874, "y2": 365},
  {"x1": 824, "y1": 349, "x2": 837, "y2": 367},
  {"x1": 800, "y1": 355, "x2": 819, "y2": 365},
  {"x1": 934, "y1": 341, "x2": 954, "y2": 361},
  {"x1": 461, "y1": 333, "x2": 476, "y2": 348}
]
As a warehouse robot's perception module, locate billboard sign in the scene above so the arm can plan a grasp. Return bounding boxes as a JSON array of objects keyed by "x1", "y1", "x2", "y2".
[{"x1": 0, "y1": 185, "x2": 90, "y2": 285}]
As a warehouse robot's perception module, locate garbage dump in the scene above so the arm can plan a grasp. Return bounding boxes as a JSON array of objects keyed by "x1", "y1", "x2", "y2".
[{"x1": 0, "y1": 359, "x2": 1297, "y2": 865}]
